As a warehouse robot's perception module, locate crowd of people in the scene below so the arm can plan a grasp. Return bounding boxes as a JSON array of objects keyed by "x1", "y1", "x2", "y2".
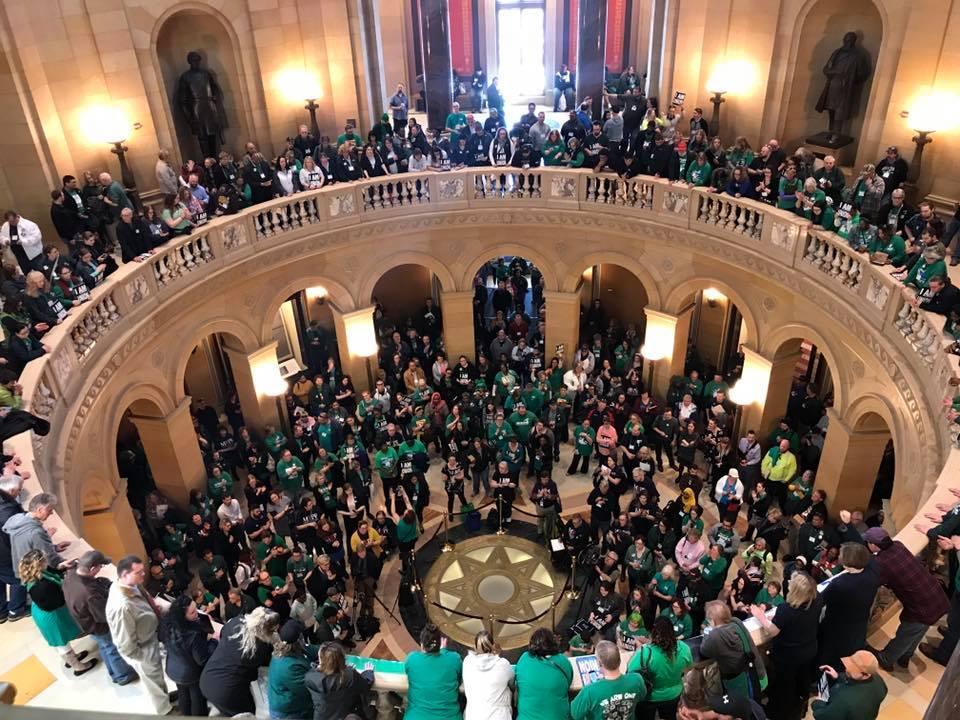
[{"x1": 0, "y1": 48, "x2": 957, "y2": 720}]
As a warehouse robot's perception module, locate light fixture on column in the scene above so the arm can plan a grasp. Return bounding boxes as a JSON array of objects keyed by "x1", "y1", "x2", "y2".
[
  {"x1": 345, "y1": 311, "x2": 379, "y2": 391},
  {"x1": 728, "y1": 381, "x2": 754, "y2": 442},
  {"x1": 306, "y1": 286, "x2": 328, "y2": 305},
  {"x1": 903, "y1": 91, "x2": 958, "y2": 203},
  {"x1": 82, "y1": 103, "x2": 142, "y2": 212},
  {"x1": 276, "y1": 67, "x2": 323, "y2": 138},
  {"x1": 640, "y1": 342, "x2": 668, "y2": 393},
  {"x1": 705, "y1": 71, "x2": 728, "y2": 138},
  {"x1": 702, "y1": 287, "x2": 725, "y2": 308}
]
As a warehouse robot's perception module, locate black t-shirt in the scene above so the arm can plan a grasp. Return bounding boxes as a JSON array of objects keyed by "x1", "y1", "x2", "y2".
[
  {"x1": 587, "y1": 488, "x2": 614, "y2": 522},
  {"x1": 771, "y1": 598, "x2": 822, "y2": 662}
]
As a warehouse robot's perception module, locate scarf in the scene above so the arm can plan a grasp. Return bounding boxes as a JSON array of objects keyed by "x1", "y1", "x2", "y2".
[
  {"x1": 681, "y1": 488, "x2": 696, "y2": 513},
  {"x1": 767, "y1": 446, "x2": 782, "y2": 465}
]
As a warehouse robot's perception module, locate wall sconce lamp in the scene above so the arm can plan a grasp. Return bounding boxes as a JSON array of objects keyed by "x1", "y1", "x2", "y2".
[
  {"x1": 703, "y1": 287, "x2": 725, "y2": 308},
  {"x1": 83, "y1": 104, "x2": 142, "y2": 211},
  {"x1": 705, "y1": 72, "x2": 729, "y2": 138}
]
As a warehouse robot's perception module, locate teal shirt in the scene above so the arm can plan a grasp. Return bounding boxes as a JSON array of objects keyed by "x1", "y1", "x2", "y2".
[
  {"x1": 516, "y1": 651, "x2": 573, "y2": 720},
  {"x1": 508, "y1": 411, "x2": 535, "y2": 441},
  {"x1": 267, "y1": 654, "x2": 314, "y2": 718},
  {"x1": 626, "y1": 641, "x2": 692, "y2": 702},
  {"x1": 571, "y1": 673, "x2": 645, "y2": 720},
  {"x1": 404, "y1": 649, "x2": 463, "y2": 720}
]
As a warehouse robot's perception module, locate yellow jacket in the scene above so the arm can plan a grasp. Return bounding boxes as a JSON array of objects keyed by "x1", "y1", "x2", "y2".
[{"x1": 761, "y1": 448, "x2": 797, "y2": 484}]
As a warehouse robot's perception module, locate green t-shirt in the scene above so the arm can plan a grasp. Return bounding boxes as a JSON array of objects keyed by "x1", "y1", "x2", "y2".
[
  {"x1": 404, "y1": 649, "x2": 463, "y2": 720},
  {"x1": 286, "y1": 557, "x2": 311, "y2": 584},
  {"x1": 660, "y1": 607, "x2": 693, "y2": 640},
  {"x1": 516, "y1": 652, "x2": 573, "y2": 720},
  {"x1": 265, "y1": 431, "x2": 287, "y2": 455},
  {"x1": 652, "y1": 572, "x2": 676, "y2": 599},
  {"x1": 571, "y1": 673, "x2": 645, "y2": 720},
  {"x1": 509, "y1": 412, "x2": 535, "y2": 441},
  {"x1": 256, "y1": 576, "x2": 285, "y2": 605},
  {"x1": 617, "y1": 619, "x2": 649, "y2": 651},
  {"x1": 574, "y1": 426, "x2": 596, "y2": 456},
  {"x1": 445, "y1": 112, "x2": 468, "y2": 131},
  {"x1": 626, "y1": 641, "x2": 693, "y2": 702},
  {"x1": 487, "y1": 421, "x2": 514, "y2": 450},
  {"x1": 685, "y1": 161, "x2": 712, "y2": 186},
  {"x1": 315, "y1": 423, "x2": 335, "y2": 452},
  {"x1": 375, "y1": 447, "x2": 400, "y2": 479},
  {"x1": 867, "y1": 234, "x2": 906, "y2": 266},
  {"x1": 699, "y1": 554, "x2": 728, "y2": 592},
  {"x1": 397, "y1": 517, "x2": 419, "y2": 544},
  {"x1": 207, "y1": 474, "x2": 229, "y2": 501},
  {"x1": 754, "y1": 587, "x2": 785, "y2": 609},
  {"x1": 778, "y1": 176, "x2": 801, "y2": 210},
  {"x1": 276, "y1": 457, "x2": 305, "y2": 492}
]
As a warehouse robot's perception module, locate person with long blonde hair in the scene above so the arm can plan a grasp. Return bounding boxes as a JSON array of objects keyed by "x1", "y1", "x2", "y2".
[
  {"x1": 752, "y1": 571, "x2": 822, "y2": 720},
  {"x1": 19, "y1": 549, "x2": 97, "y2": 675},
  {"x1": 463, "y1": 630, "x2": 514, "y2": 720}
]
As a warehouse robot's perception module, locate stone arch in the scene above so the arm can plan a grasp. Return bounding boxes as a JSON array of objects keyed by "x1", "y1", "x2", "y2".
[
  {"x1": 662, "y1": 277, "x2": 760, "y2": 349},
  {"x1": 459, "y1": 243, "x2": 562, "y2": 294},
  {"x1": 560, "y1": 251, "x2": 663, "y2": 309},
  {"x1": 759, "y1": 322, "x2": 847, "y2": 415},
  {"x1": 172, "y1": 319, "x2": 261, "y2": 405},
  {"x1": 257, "y1": 276, "x2": 356, "y2": 347},
  {"x1": 358, "y1": 251, "x2": 457, "y2": 306},
  {"x1": 138, "y1": 1, "x2": 266, "y2": 156}
]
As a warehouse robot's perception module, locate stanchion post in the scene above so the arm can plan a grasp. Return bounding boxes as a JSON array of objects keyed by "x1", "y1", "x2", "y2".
[
  {"x1": 566, "y1": 553, "x2": 580, "y2": 600},
  {"x1": 441, "y1": 512, "x2": 454, "y2": 553},
  {"x1": 495, "y1": 494, "x2": 506, "y2": 536},
  {"x1": 488, "y1": 614, "x2": 497, "y2": 642},
  {"x1": 551, "y1": 603, "x2": 557, "y2": 633}
]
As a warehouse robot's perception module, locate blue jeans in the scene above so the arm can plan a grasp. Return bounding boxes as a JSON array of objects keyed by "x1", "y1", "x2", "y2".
[
  {"x1": 0, "y1": 567, "x2": 27, "y2": 616},
  {"x1": 92, "y1": 632, "x2": 136, "y2": 683}
]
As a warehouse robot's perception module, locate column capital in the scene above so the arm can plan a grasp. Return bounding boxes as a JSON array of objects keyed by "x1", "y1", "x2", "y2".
[
  {"x1": 128, "y1": 396, "x2": 193, "y2": 426},
  {"x1": 439, "y1": 290, "x2": 475, "y2": 302},
  {"x1": 222, "y1": 340, "x2": 279, "y2": 364},
  {"x1": 643, "y1": 307, "x2": 680, "y2": 324},
  {"x1": 542, "y1": 290, "x2": 580, "y2": 306}
]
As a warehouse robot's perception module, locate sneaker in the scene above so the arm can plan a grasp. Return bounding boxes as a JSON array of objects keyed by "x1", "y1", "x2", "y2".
[
  {"x1": 114, "y1": 674, "x2": 139, "y2": 686},
  {"x1": 918, "y1": 642, "x2": 947, "y2": 666},
  {"x1": 0, "y1": 616, "x2": 6, "y2": 624},
  {"x1": 7, "y1": 611, "x2": 28, "y2": 622}
]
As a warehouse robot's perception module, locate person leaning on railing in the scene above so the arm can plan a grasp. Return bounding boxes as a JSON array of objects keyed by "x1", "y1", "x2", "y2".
[{"x1": 404, "y1": 623, "x2": 463, "y2": 720}]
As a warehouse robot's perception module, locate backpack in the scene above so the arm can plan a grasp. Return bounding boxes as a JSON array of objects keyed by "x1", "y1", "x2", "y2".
[{"x1": 356, "y1": 612, "x2": 381, "y2": 640}]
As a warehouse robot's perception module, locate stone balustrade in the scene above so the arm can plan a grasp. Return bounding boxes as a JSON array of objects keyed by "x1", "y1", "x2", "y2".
[{"x1": 3, "y1": 168, "x2": 958, "y2": 702}]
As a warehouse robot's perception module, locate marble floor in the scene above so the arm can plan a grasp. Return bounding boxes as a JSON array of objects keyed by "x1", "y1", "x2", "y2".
[{"x1": 0, "y1": 443, "x2": 942, "y2": 717}]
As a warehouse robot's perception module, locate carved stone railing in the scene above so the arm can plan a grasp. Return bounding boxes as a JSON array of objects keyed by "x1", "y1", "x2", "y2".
[{"x1": 3, "y1": 168, "x2": 958, "y2": 696}]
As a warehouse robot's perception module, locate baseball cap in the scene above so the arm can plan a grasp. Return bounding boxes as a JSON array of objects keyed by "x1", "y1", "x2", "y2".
[
  {"x1": 863, "y1": 527, "x2": 889, "y2": 545},
  {"x1": 728, "y1": 468, "x2": 739, "y2": 479},
  {"x1": 708, "y1": 693, "x2": 756, "y2": 718},
  {"x1": 279, "y1": 619, "x2": 304, "y2": 644},
  {"x1": 841, "y1": 649, "x2": 879, "y2": 678},
  {"x1": 77, "y1": 550, "x2": 111, "y2": 570}
]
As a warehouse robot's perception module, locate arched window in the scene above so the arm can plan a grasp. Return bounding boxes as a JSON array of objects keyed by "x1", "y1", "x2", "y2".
[{"x1": 496, "y1": 0, "x2": 546, "y2": 97}]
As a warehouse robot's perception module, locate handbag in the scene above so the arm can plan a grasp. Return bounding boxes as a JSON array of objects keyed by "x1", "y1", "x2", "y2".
[{"x1": 633, "y1": 644, "x2": 656, "y2": 696}]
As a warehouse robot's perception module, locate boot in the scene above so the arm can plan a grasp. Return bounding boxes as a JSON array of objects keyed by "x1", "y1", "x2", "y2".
[{"x1": 63, "y1": 648, "x2": 98, "y2": 677}]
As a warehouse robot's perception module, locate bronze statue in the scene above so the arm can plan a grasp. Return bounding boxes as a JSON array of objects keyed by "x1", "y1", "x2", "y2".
[
  {"x1": 176, "y1": 51, "x2": 228, "y2": 159},
  {"x1": 816, "y1": 32, "x2": 872, "y2": 135}
]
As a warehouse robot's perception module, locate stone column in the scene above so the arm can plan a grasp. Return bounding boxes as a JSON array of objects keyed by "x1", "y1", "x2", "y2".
[
  {"x1": 738, "y1": 346, "x2": 803, "y2": 438},
  {"x1": 441, "y1": 291, "x2": 476, "y2": 362},
  {"x1": 128, "y1": 399, "x2": 206, "y2": 507},
  {"x1": 576, "y1": 0, "x2": 607, "y2": 120},
  {"x1": 815, "y1": 408, "x2": 890, "y2": 518},
  {"x1": 221, "y1": 340, "x2": 283, "y2": 434},
  {"x1": 544, "y1": 291, "x2": 581, "y2": 369},
  {"x1": 332, "y1": 306, "x2": 381, "y2": 392},
  {"x1": 83, "y1": 488, "x2": 146, "y2": 561},
  {"x1": 348, "y1": 0, "x2": 387, "y2": 133},
  {"x1": 419, "y1": 0, "x2": 454, "y2": 132},
  {"x1": 643, "y1": 308, "x2": 690, "y2": 399}
]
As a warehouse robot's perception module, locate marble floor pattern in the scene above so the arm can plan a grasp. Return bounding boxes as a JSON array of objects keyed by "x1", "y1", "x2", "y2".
[{"x1": 0, "y1": 443, "x2": 942, "y2": 718}]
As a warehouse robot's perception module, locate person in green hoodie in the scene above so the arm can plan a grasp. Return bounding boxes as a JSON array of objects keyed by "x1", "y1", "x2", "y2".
[
  {"x1": 627, "y1": 617, "x2": 692, "y2": 719},
  {"x1": 543, "y1": 130, "x2": 567, "y2": 166},
  {"x1": 571, "y1": 640, "x2": 645, "y2": 720},
  {"x1": 867, "y1": 226, "x2": 907, "y2": 266},
  {"x1": 267, "y1": 620, "x2": 316, "y2": 720},
  {"x1": 515, "y1": 628, "x2": 573, "y2": 720},
  {"x1": 404, "y1": 623, "x2": 463, "y2": 720},
  {"x1": 685, "y1": 151, "x2": 712, "y2": 187},
  {"x1": 275, "y1": 449, "x2": 305, "y2": 495}
]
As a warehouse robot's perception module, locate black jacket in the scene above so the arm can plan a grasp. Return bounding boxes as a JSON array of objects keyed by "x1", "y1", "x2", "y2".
[
  {"x1": 50, "y1": 202, "x2": 82, "y2": 242},
  {"x1": 6, "y1": 335, "x2": 44, "y2": 374},
  {"x1": 304, "y1": 666, "x2": 374, "y2": 720},
  {"x1": 117, "y1": 218, "x2": 153, "y2": 262},
  {"x1": 199, "y1": 616, "x2": 272, "y2": 715},
  {"x1": 918, "y1": 281, "x2": 960, "y2": 316},
  {"x1": 0, "y1": 490, "x2": 24, "y2": 570},
  {"x1": 160, "y1": 619, "x2": 215, "y2": 684},
  {"x1": 62, "y1": 569, "x2": 111, "y2": 635}
]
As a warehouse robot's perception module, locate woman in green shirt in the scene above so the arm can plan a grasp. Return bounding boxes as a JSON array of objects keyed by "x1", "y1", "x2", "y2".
[
  {"x1": 543, "y1": 130, "x2": 567, "y2": 166},
  {"x1": 904, "y1": 245, "x2": 947, "y2": 289},
  {"x1": 798, "y1": 177, "x2": 826, "y2": 220},
  {"x1": 627, "y1": 617, "x2": 693, "y2": 717},
  {"x1": 659, "y1": 599, "x2": 693, "y2": 640},
  {"x1": 566, "y1": 138, "x2": 586, "y2": 168},
  {"x1": 516, "y1": 627, "x2": 573, "y2": 720},
  {"x1": 867, "y1": 227, "x2": 907, "y2": 266},
  {"x1": 777, "y1": 165, "x2": 801, "y2": 212},
  {"x1": 727, "y1": 136, "x2": 754, "y2": 168},
  {"x1": 685, "y1": 151, "x2": 712, "y2": 186},
  {"x1": 161, "y1": 193, "x2": 194, "y2": 236},
  {"x1": 404, "y1": 624, "x2": 463, "y2": 720}
]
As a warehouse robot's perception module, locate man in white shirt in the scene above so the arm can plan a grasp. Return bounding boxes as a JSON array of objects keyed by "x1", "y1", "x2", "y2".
[
  {"x1": 216, "y1": 492, "x2": 244, "y2": 526},
  {"x1": 562, "y1": 362, "x2": 587, "y2": 409},
  {"x1": 0, "y1": 211, "x2": 43, "y2": 275}
]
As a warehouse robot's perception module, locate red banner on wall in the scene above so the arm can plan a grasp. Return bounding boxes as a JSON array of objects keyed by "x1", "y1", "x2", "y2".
[
  {"x1": 605, "y1": 0, "x2": 628, "y2": 72},
  {"x1": 449, "y1": 0, "x2": 474, "y2": 76}
]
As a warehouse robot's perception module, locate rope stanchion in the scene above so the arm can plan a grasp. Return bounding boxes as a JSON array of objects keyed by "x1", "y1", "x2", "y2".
[
  {"x1": 566, "y1": 553, "x2": 580, "y2": 599},
  {"x1": 495, "y1": 495, "x2": 506, "y2": 535},
  {"x1": 441, "y1": 513, "x2": 454, "y2": 553}
]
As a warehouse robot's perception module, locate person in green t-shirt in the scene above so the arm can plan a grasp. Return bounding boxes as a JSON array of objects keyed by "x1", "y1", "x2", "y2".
[
  {"x1": 375, "y1": 444, "x2": 400, "y2": 493},
  {"x1": 264, "y1": 424, "x2": 287, "y2": 457},
  {"x1": 508, "y1": 405, "x2": 535, "y2": 442},
  {"x1": 778, "y1": 165, "x2": 801, "y2": 212},
  {"x1": 404, "y1": 624, "x2": 463, "y2": 720},
  {"x1": 626, "y1": 616, "x2": 693, "y2": 709},
  {"x1": 571, "y1": 640, "x2": 645, "y2": 720},
  {"x1": 754, "y1": 580, "x2": 785, "y2": 610},
  {"x1": 685, "y1": 151, "x2": 713, "y2": 187},
  {"x1": 276, "y1": 449, "x2": 305, "y2": 494},
  {"x1": 255, "y1": 570, "x2": 289, "y2": 609},
  {"x1": 444, "y1": 102, "x2": 468, "y2": 133},
  {"x1": 699, "y1": 544, "x2": 729, "y2": 597},
  {"x1": 286, "y1": 548, "x2": 311, "y2": 585},
  {"x1": 335, "y1": 125, "x2": 363, "y2": 147},
  {"x1": 867, "y1": 226, "x2": 907, "y2": 266},
  {"x1": 516, "y1": 628, "x2": 574, "y2": 720},
  {"x1": 616, "y1": 612, "x2": 649, "y2": 651},
  {"x1": 660, "y1": 600, "x2": 693, "y2": 640},
  {"x1": 486, "y1": 414, "x2": 515, "y2": 450},
  {"x1": 568, "y1": 420, "x2": 596, "y2": 475},
  {"x1": 207, "y1": 466, "x2": 230, "y2": 503},
  {"x1": 256, "y1": 533, "x2": 290, "y2": 578}
]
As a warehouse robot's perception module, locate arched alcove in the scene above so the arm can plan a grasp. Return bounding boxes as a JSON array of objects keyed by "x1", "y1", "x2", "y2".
[
  {"x1": 371, "y1": 264, "x2": 444, "y2": 331},
  {"x1": 155, "y1": 8, "x2": 249, "y2": 161},
  {"x1": 781, "y1": 0, "x2": 883, "y2": 156},
  {"x1": 577, "y1": 263, "x2": 649, "y2": 343}
]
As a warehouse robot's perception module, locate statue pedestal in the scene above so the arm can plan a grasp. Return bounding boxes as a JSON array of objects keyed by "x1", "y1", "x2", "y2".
[{"x1": 805, "y1": 131, "x2": 856, "y2": 166}]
